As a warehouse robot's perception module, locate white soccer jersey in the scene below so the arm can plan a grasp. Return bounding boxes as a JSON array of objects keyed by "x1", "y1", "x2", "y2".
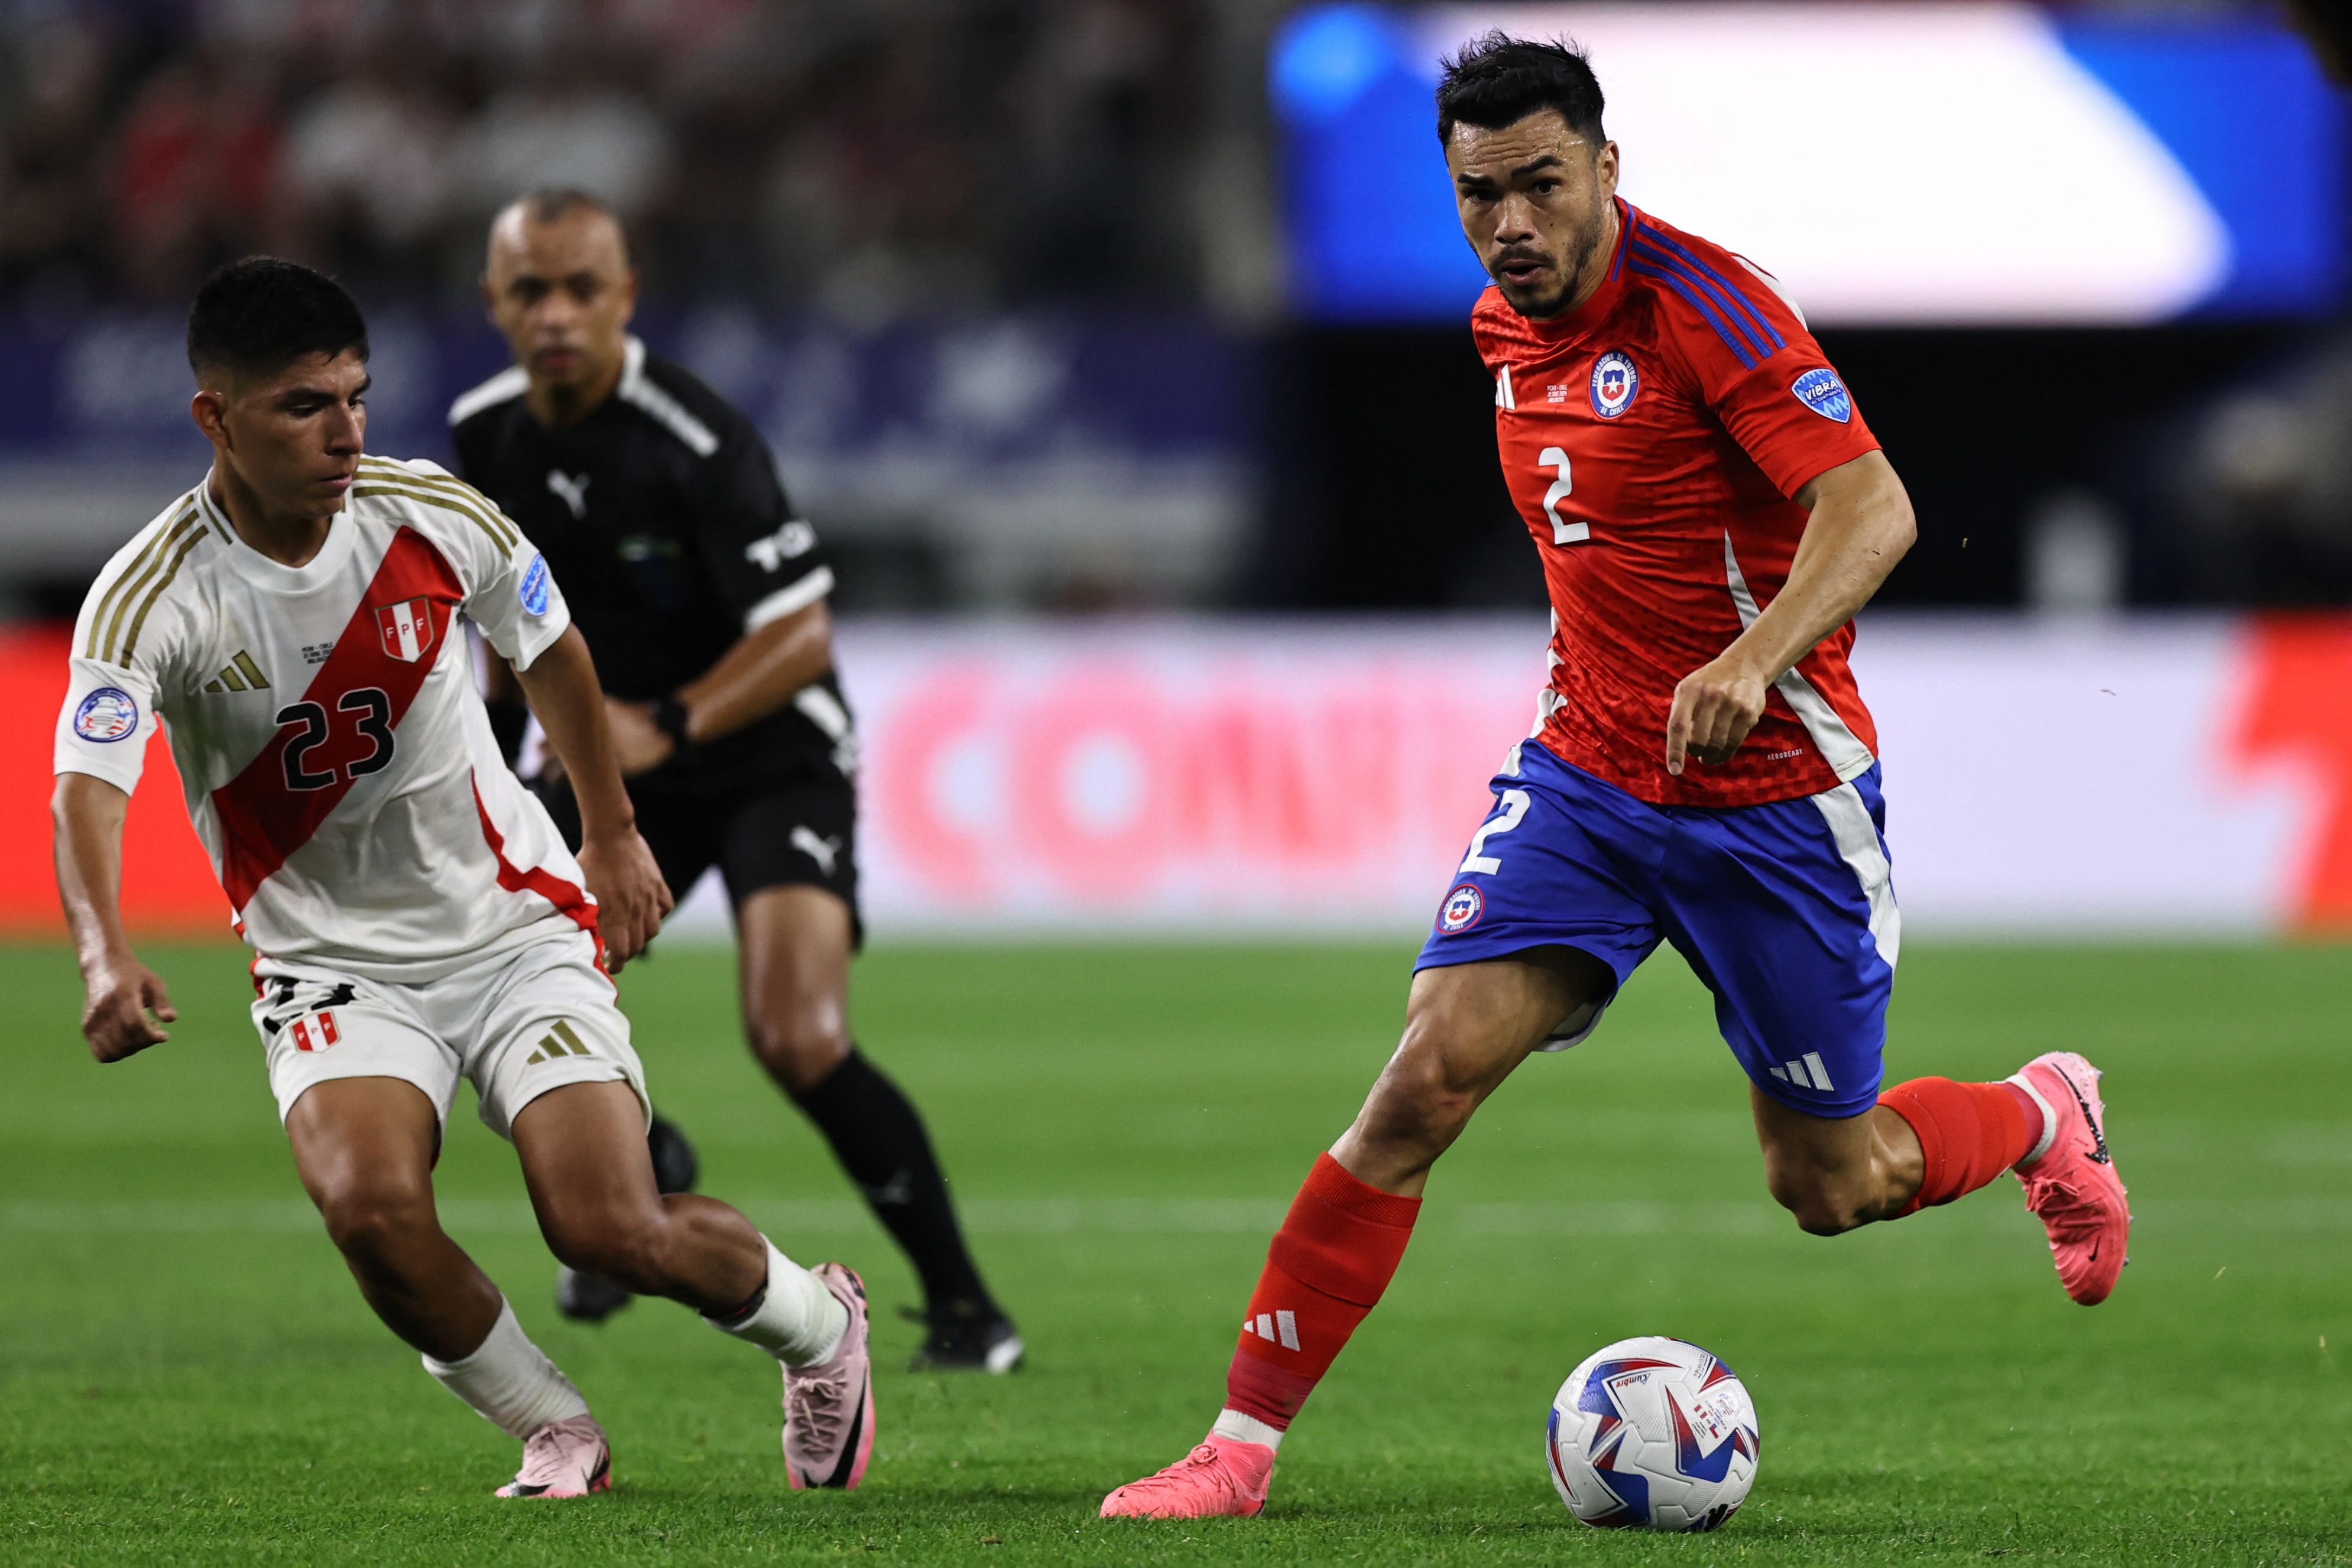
[{"x1": 55, "y1": 455, "x2": 599, "y2": 982}]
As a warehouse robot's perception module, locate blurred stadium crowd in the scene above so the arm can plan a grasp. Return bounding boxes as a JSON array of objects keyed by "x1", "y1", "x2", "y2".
[
  {"x1": 1, "y1": 0, "x2": 2348, "y2": 615},
  {"x1": 0, "y1": 0, "x2": 1269, "y2": 315}
]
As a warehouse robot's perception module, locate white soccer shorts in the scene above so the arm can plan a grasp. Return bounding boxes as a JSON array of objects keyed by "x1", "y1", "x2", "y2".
[{"x1": 254, "y1": 930, "x2": 647, "y2": 1140}]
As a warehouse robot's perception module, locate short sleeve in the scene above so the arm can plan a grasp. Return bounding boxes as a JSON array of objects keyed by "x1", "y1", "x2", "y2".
[
  {"x1": 405, "y1": 459, "x2": 573, "y2": 670},
  {"x1": 56, "y1": 602, "x2": 164, "y2": 796},
  {"x1": 1649, "y1": 243, "x2": 1880, "y2": 499},
  {"x1": 690, "y1": 430, "x2": 834, "y2": 632}
]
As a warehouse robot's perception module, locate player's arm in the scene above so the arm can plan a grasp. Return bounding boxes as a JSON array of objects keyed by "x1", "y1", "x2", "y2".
[
  {"x1": 603, "y1": 424, "x2": 836, "y2": 775},
  {"x1": 612, "y1": 598, "x2": 832, "y2": 771},
  {"x1": 514, "y1": 625, "x2": 675, "y2": 967},
  {"x1": 53, "y1": 772, "x2": 177, "y2": 1062},
  {"x1": 1665, "y1": 450, "x2": 1915, "y2": 775}
]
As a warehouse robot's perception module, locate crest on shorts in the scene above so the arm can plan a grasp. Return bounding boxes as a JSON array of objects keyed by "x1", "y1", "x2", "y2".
[
  {"x1": 73, "y1": 686, "x2": 139, "y2": 742},
  {"x1": 1438, "y1": 882, "x2": 1485, "y2": 934},
  {"x1": 1790, "y1": 367, "x2": 1853, "y2": 423},
  {"x1": 1589, "y1": 350, "x2": 1639, "y2": 418},
  {"x1": 377, "y1": 598, "x2": 434, "y2": 663}
]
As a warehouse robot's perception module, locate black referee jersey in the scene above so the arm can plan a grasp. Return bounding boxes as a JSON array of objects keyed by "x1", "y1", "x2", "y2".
[{"x1": 448, "y1": 336, "x2": 854, "y2": 794}]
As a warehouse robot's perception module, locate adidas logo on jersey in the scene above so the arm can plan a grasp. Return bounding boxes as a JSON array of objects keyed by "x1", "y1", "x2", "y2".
[
  {"x1": 200, "y1": 651, "x2": 271, "y2": 693},
  {"x1": 1767, "y1": 1053, "x2": 1837, "y2": 1092},
  {"x1": 524, "y1": 1020, "x2": 595, "y2": 1065},
  {"x1": 1243, "y1": 1310, "x2": 1300, "y2": 1351}
]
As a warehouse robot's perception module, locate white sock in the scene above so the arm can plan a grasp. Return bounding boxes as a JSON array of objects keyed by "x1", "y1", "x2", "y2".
[
  {"x1": 705, "y1": 1238, "x2": 848, "y2": 1367},
  {"x1": 422, "y1": 1298, "x2": 591, "y2": 1439},
  {"x1": 1212, "y1": 1408, "x2": 1286, "y2": 1450},
  {"x1": 2008, "y1": 1072, "x2": 2061, "y2": 1167}
]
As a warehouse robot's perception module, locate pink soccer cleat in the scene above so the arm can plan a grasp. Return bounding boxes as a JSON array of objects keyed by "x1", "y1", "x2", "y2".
[
  {"x1": 783, "y1": 1263, "x2": 875, "y2": 1490},
  {"x1": 495, "y1": 1414, "x2": 612, "y2": 1498},
  {"x1": 1101, "y1": 1436, "x2": 1276, "y2": 1519},
  {"x1": 2009, "y1": 1051, "x2": 2130, "y2": 1306}
]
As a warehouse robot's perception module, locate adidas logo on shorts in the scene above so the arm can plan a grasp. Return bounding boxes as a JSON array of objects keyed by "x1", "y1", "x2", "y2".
[{"x1": 1767, "y1": 1053, "x2": 1836, "y2": 1092}]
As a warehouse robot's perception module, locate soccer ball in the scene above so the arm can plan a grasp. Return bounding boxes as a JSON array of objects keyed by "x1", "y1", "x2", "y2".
[{"x1": 1545, "y1": 1335, "x2": 1760, "y2": 1531}]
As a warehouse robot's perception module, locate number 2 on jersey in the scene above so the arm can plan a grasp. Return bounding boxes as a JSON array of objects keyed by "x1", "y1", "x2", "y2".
[
  {"x1": 1538, "y1": 448, "x2": 1588, "y2": 545},
  {"x1": 1459, "y1": 788, "x2": 1531, "y2": 875}
]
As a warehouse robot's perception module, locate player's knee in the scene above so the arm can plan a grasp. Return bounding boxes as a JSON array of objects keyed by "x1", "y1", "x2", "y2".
[
  {"x1": 1362, "y1": 1025, "x2": 1492, "y2": 1150},
  {"x1": 541, "y1": 1201, "x2": 666, "y2": 1287},
  {"x1": 316, "y1": 1180, "x2": 438, "y2": 1262},
  {"x1": 748, "y1": 1012, "x2": 849, "y2": 1097},
  {"x1": 1765, "y1": 1166, "x2": 1869, "y2": 1236}
]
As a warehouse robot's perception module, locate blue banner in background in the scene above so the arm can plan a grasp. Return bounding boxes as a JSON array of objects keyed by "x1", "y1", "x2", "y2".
[{"x1": 1274, "y1": 3, "x2": 2347, "y2": 325}]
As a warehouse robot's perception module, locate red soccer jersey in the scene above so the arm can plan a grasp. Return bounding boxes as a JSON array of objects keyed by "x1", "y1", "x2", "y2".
[{"x1": 1477, "y1": 199, "x2": 1884, "y2": 808}]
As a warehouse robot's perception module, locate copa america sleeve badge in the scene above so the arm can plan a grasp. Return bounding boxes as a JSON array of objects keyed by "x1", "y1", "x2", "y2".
[{"x1": 73, "y1": 686, "x2": 140, "y2": 742}]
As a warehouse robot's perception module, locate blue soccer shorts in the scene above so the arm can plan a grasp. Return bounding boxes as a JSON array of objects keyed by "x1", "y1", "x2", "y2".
[{"x1": 1415, "y1": 740, "x2": 1899, "y2": 1119}]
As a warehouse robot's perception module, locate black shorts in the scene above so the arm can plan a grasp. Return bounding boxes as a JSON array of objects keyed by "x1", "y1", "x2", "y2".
[{"x1": 536, "y1": 771, "x2": 862, "y2": 945}]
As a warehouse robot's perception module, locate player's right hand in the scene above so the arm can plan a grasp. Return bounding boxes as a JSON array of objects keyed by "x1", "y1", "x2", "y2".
[
  {"x1": 80, "y1": 958, "x2": 177, "y2": 1063},
  {"x1": 578, "y1": 827, "x2": 674, "y2": 972}
]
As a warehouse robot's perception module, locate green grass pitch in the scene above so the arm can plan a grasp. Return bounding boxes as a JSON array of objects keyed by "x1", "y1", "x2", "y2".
[{"x1": 4, "y1": 938, "x2": 2350, "y2": 1565}]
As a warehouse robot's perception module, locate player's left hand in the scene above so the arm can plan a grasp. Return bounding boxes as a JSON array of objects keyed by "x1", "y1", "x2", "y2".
[
  {"x1": 604, "y1": 698, "x2": 676, "y2": 777},
  {"x1": 578, "y1": 827, "x2": 674, "y2": 971},
  {"x1": 1666, "y1": 653, "x2": 1772, "y2": 774}
]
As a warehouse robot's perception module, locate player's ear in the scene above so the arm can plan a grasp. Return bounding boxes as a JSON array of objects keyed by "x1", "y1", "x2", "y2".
[
  {"x1": 1594, "y1": 140, "x2": 1620, "y2": 197},
  {"x1": 618, "y1": 267, "x2": 638, "y2": 327},
  {"x1": 190, "y1": 386, "x2": 230, "y2": 449}
]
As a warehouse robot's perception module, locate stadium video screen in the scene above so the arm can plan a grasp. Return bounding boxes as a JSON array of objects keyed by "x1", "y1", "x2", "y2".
[{"x1": 1273, "y1": 2, "x2": 2348, "y2": 324}]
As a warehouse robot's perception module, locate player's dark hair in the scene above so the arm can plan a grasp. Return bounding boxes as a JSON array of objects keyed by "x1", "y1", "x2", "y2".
[
  {"x1": 186, "y1": 257, "x2": 368, "y2": 382},
  {"x1": 1435, "y1": 32, "x2": 1605, "y2": 148}
]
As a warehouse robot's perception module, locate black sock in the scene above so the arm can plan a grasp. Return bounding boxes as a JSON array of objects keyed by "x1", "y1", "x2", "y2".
[{"x1": 791, "y1": 1048, "x2": 992, "y2": 1315}]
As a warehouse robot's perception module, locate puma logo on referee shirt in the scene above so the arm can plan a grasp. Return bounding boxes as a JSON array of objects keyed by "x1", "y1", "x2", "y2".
[{"x1": 546, "y1": 470, "x2": 591, "y2": 520}]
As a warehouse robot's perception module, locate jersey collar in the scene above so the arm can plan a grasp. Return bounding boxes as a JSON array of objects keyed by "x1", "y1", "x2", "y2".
[
  {"x1": 1520, "y1": 197, "x2": 1635, "y2": 345},
  {"x1": 202, "y1": 466, "x2": 360, "y2": 595}
]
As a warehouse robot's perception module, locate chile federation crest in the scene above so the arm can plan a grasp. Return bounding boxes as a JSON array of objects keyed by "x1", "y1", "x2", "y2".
[{"x1": 1589, "y1": 351, "x2": 1639, "y2": 419}]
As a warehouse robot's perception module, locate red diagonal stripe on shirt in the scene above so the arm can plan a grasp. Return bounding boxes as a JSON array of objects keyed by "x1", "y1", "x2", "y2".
[
  {"x1": 469, "y1": 772, "x2": 605, "y2": 969},
  {"x1": 210, "y1": 527, "x2": 463, "y2": 911}
]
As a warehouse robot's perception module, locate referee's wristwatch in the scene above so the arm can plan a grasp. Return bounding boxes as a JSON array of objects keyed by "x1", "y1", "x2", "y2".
[{"x1": 651, "y1": 694, "x2": 694, "y2": 753}]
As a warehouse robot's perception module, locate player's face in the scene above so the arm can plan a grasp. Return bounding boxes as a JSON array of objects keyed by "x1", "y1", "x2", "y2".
[
  {"x1": 483, "y1": 210, "x2": 637, "y2": 392},
  {"x1": 193, "y1": 351, "x2": 369, "y2": 517},
  {"x1": 1447, "y1": 111, "x2": 1619, "y2": 320}
]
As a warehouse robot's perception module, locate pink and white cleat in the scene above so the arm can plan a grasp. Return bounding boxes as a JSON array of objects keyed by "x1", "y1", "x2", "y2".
[
  {"x1": 783, "y1": 1263, "x2": 875, "y2": 1490},
  {"x1": 2009, "y1": 1051, "x2": 2130, "y2": 1306},
  {"x1": 1101, "y1": 1436, "x2": 1275, "y2": 1519},
  {"x1": 495, "y1": 1414, "x2": 612, "y2": 1498}
]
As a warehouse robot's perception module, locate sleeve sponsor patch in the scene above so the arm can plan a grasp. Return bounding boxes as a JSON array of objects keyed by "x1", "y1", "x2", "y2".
[
  {"x1": 1790, "y1": 368, "x2": 1854, "y2": 423},
  {"x1": 74, "y1": 686, "x2": 140, "y2": 742},
  {"x1": 518, "y1": 552, "x2": 551, "y2": 616}
]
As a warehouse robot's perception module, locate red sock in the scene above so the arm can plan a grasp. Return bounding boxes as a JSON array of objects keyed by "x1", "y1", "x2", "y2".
[
  {"x1": 1223, "y1": 1154, "x2": 1421, "y2": 1431},
  {"x1": 1877, "y1": 1077, "x2": 2043, "y2": 1216}
]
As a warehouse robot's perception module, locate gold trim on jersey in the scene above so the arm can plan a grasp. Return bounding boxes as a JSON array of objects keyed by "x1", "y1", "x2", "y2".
[
  {"x1": 117, "y1": 524, "x2": 209, "y2": 664},
  {"x1": 86, "y1": 501, "x2": 199, "y2": 661},
  {"x1": 233, "y1": 650, "x2": 269, "y2": 688},
  {"x1": 351, "y1": 481, "x2": 522, "y2": 556},
  {"x1": 354, "y1": 459, "x2": 521, "y2": 553}
]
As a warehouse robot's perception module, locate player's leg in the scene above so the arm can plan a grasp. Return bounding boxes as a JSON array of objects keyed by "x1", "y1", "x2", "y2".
[
  {"x1": 1666, "y1": 768, "x2": 2127, "y2": 1301},
  {"x1": 1102, "y1": 951, "x2": 1607, "y2": 1519},
  {"x1": 510, "y1": 1079, "x2": 875, "y2": 1488},
  {"x1": 284, "y1": 1077, "x2": 607, "y2": 1496},
  {"x1": 723, "y1": 784, "x2": 1017, "y2": 1372},
  {"x1": 1105, "y1": 747, "x2": 1660, "y2": 1519},
  {"x1": 472, "y1": 934, "x2": 875, "y2": 1488},
  {"x1": 533, "y1": 774, "x2": 713, "y2": 1324}
]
